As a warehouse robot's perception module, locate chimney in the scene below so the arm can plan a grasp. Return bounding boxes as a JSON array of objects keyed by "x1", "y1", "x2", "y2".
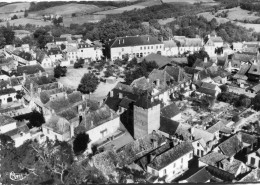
[
  {"x1": 51, "y1": 109, "x2": 55, "y2": 114},
  {"x1": 156, "y1": 79, "x2": 160, "y2": 87},
  {"x1": 82, "y1": 94, "x2": 85, "y2": 101},
  {"x1": 204, "y1": 57, "x2": 208, "y2": 63},
  {"x1": 122, "y1": 39, "x2": 124, "y2": 44},
  {"x1": 119, "y1": 92, "x2": 123, "y2": 99},
  {"x1": 147, "y1": 36, "x2": 150, "y2": 42},
  {"x1": 30, "y1": 83, "x2": 33, "y2": 92},
  {"x1": 229, "y1": 156, "x2": 234, "y2": 163},
  {"x1": 237, "y1": 132, "x2": 242, "y2": 143},
  {"x1": 110, "y1": 112, "x2": 113, "y2": 119},
  {"x1": 38, "y1": 88, "x2": 41, "y2": 93},
  {"x1": 110, "y1": 91, "x2": 113, "y2": 97},
  {"x1": 190, "y1": 127, "x2": 195, "y2": 135},
  {"x1": 46, "y1": 73, "x2": 49, "y2": 78},
  {"x1": 208, "y1": 34, "x2": 211, "y2": 39},
  {"x1": 90, "y1": 120, "x2": 93, "y2": 128},
  {"x1": 23, "y1": 73, "x2": 26, "y2": 81},
  {"x1": 151, "y1": 97, "x2": 154, "y2": 103},
  {"x1": 147, "y1": 78, "x2": 150, "y2": 83},
  {"x1": 38, "y1": 70, "x2": 42, "y2": 76},
  {"x1": 161, "y1": 36, "x2": 163, "y2": 42},
  {"x1": 118, "y1": 39, "x2": 120, "y2": 44},
  {"x1": 64, "y1": 92, "x2": 68, "y2": 99}
]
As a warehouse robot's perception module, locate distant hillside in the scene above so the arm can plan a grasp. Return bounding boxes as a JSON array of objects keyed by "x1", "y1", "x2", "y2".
[{"x1": 0, "y1": 2, "x2": 30, "y2": 13}]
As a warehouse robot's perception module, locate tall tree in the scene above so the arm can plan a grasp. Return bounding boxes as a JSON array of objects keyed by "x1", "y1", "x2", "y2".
[
  {"x1": 73, "y1": 133, "x2": 89, "y2": 155},
  {"x1": 77, "y1": 72, "x2": 99, "y2": 98}
]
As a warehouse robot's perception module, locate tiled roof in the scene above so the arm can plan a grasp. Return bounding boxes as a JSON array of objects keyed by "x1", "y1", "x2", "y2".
[
  {"x1": 199, "y1": 152, "x2": 228, "y2": 166},
  {"x1": 237, "y1": 63, "x2": 251, "y2": 75},
  {"x1": 148, "y1": 142, "x2": 193, "y2": 170},
  {"x1": 193, "y1": 58, "x2": 213, "y2": 70},
  {"x1": 163, "y1": 66, "x2": 188, "y2": 83},
  {"x1": 220, "y1": 158, "x2": 243, "y2": 175},
  {"x1": 232, "y1": 53, "x2": 256, "y2": 62},
  {"x1": 16, "y1": 64, "x2": 45, "y2": 76},
  {"x1": 185, "y1": 167, "x2": 214, "y2": 183},
  {"x1": 39, "y1": 88, "x2": 65, "y2": 104},
  {"x1": 207, "y1": 121, "x2": 232, "y2": 134},
  {"x1": 119, "y1": 97, "x2": 134, "y2": 109},
  {"x1": 251, "y1": 83, "x2": 260, "y2": 93},
  {"x1": 18, "y1": 51, "x2": 34, "y2": 61},
  {"x1": 142, "y1": 53, "x2": 171, "y2": 68},
  {"x1": 130, "y1": 77, "x2": 151, "y2": 90},
  {"x1": 175, "y1": 123, "x2": 192, "y2": 141},
  {"x1": 44, "y1": 115, "x2": 70, "y2": 135},
  {"x1": 66, "y1": 45, "x2": 78, "y2": 53},
  {"x1": 161, "y1": 103, "x2": 180, "y2": 119},
  {"x1": 193, "y1": 128, "x2": 215, "y2": 144},
  {"x1": 240, "y1": 132, "x2": 257, "y2": 145},
  {"x1": 54, "y1": 37, "x2": 67, "y2": 42},
  {"x1": 0, "y1": 115, "x2": 16, "y2": 126},
  {"x1": 182, "y1": 38, "x2": 202, "y2": 47},
  {"x1": 45, "y1": 91, "x2": 83, "y2": 113},
  {"x1": 159, "y1": 116, "x2": 180, "y2": 135},
  {"x1": 243, "y1": 47, "x2": 258, "y2": 54},
  {"x1": 57, "y1": 107, "x2": 78, "y2": 121},
  {"x1": 82, "y1": 104, "x2": 118, "y2": 131},
  {"x1": 201, "y1": 82, "x2": 217, "y2": 90},
  {"x1": 239, "y1": 169, "x2": 260, "y2": 182},
  {"x1": 148, "y1": 69, "x2": 173, "y2": 89},
  {"x1": 217, "y1": 134, "x2": 243, "y2": 157},
  {"x1": 171, "y1": 57, "x2": 188, "y2": 64},
  {"x1": 248, "y1": 63, "x2": 260, "y2": 75},
  {"x1": 163, "y1": 40, "x2": 177, "y2": 48},
  {"x1": 184, "y1": 66, "x2": 200, "y2": 75},
  {"x1": 109, "y1": 35, "x2": 162, "y2": 48}
]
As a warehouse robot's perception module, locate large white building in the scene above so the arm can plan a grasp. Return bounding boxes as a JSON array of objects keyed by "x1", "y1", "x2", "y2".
[
  {"x1": 107, "y1": 35, "x2": 164, "y2": 60},
  {"x1": 204, "y1": 35, "x2": 224, "y2": 57}
]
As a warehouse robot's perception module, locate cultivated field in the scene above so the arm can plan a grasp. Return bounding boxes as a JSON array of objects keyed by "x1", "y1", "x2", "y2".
[
  {"x1": 28, "y1": 3, "x2": 101, "y2": 17},
  {"x1": 0, "y1": 18, "x2": 52, "y2": 27},
  {"x1": 94, "y1": 0, "x2": 162, "y2": 15},
  {"x1": 235, "y1": 22, "x2": 260, "y2": 32},
  {"x1": 0, "y1": 2, "x2": 30, "y2": 13}
]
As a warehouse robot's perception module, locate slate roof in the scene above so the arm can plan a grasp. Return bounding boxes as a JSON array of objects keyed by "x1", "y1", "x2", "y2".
[
  {"x1": 147, "y1": 142, "x2": 193, "y2": 170},
  {"x1": 251, "y1": 83, "x2": 260, "y2": 93},
  {"x1": 16, "y1": 64, "x2": 45, "y2": 76},
  {"x1": 232, "y1": 53, "x2": 256, "y2": 63},
  {"x1": 197, "y1": 87, "x2": 217, "y2": 96},
  {"x1": 193, "y1": 58, "x2": 213, "y2": 70},
  {"x1": 159, "y1": 116, "x2": 180, "y2": 135},
  {"x1": 148, "y1": 69, "x2": 173, "y2": 88},
  {"x1": 163, "y1": 40, "x2": 177, "y2": 48},
  {"x1": 0, "y1": 88, "x2": 16, "y2": 96},
  {"x1": 108, "y1": 35, "x2": 162, "y2": 48},
  {"x1": 54, "y1": 37, "x2": 67, "y2": 42},
  {"x1": 193, "y1": 128, "x2": 215, "y2": 144},
  {"x1": 241, "y1": 132, "x2": 257, "y2": 145},
  {"x1": 175, "y1": 123, "x2": 192, "y2": 141},
  {"x1": 5, "y1": 124, "x2": 30, "y2": 138},
  {"x1": 47, "y1": 48, "x2": 62, "y2": 55},
  {"x1": 209, "y1": 37, "x2": 223, "y2": 43},
  {"x1": 220, "y1": 158, "x2": 243, "y2": 175},
  {"x1": 217, "y1": 134, "x2": 243, "y2": 157},
  {"x1": 39, "y1": 88, "x2": 65, "y2": 104},
  {"x1": 0, "y1": 115, "x2": 16, "y2": 126},
  {"x1": 161, "y1": 103, "x2": 180, "y2": 119},
  {"x1": 142, "y1": 53, "x2": 171, "y2": 68},
  {"x1": 184, "y1": 66, "x2": 200, "y2": 75},
  {"x1": 171, "y1": 57, "x2": 188, "y2": 65},
  {"x1": 66, "y1": 45, "x2": 78, "y2": 53}
]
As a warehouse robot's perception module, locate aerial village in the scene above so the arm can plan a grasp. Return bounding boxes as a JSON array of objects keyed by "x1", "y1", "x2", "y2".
[{"x1": 1, "y1": 30, "x2": 260, "y2": 184}]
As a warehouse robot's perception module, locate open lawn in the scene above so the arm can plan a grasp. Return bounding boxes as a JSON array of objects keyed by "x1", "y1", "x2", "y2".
[
  {"x1": 0, "y1": 2, "x2": 30, "y2": 13},
  {"x1": 56, "y1": 67, "x2": 123, "y2": 101},
  {"x1": 0, "y1": 18, "x2": 52, "y2": 27},
  {"x1": 94, "y1": 0, "x2": 162, "y2": 15}
]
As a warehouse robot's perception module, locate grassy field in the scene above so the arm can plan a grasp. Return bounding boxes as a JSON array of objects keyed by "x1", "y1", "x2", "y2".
[
  {"x1": 219, "y1": 7, "x2": 260, "y2": 21},
  {"x1": 0, "y1": 2, "x2": 30, "y2": 13},
  {"x1": 162, "y1": 0, "x2": 215, "y2": 3},
  {"x1": 63, "y1": 14, "x2": 106, "y2": 26},
  {"x1": 28, "y1": 3, "x2": 101, "y2": 18},
  {"x1": 158, "y1": 17, "x2": 175, "y2": 25},
  {"x1": 0, "y1": 18, "x2": 52, "y2": 27},
  {"x1": 94, "y1": 0, "x2": 162, "y2": 15}
]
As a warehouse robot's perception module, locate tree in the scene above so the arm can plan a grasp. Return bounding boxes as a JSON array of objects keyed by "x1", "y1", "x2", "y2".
[
  {"x1": 11, "y1": 14, "x2": 18, "y2": 20},
  {"x1": 24, "y1": 10, "x2": 28, "y2": 18},
  {"x1": 74, "y1": 58, "x2": 84, "y2": 68},
  {"x1": 235, "y1": 94, "x2": 251, "y2": 108},
  {"x1": 187, "y1": 49, "x2": 209, "y2": 67},
  {"x1": 29, "y1": 110, "x2": 45, "y2": 128},
  {"x1": 31, "y1": 140, "x2": 73, "y2": 184},
  {"x1": 60, "y1": 43, "x2": 66, "y2": 50},
  {"x1": 252, "y1": 93, "x2": 260, "y2": 111},
  {"x1": 219, "y1": 84, "x2": 228, "y2": 93},
  {"x1": 77, "y1": 72, "x2": 99, "y2": 98},
  {"x1": 104, "y1": 66, "x2": 114, "y2": 77},
  {"x1": 53, "y1": 17, "x2": 63, "y2": 26},
  {"x1": 33, "y1": 28, "x2": 52, "y2": 49},
  {"x1": 54, "y1": 65, "x2": 67, "y2": 78},
  {"x1": 63, "y1": 163, "x2": 87, "y2": 185},
  {"x1": 73, "y1": 133, "x2": 89, "y2": 155},
  {"x1": 0, "y1": 26, "x2": 15, "y2": 45}
]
